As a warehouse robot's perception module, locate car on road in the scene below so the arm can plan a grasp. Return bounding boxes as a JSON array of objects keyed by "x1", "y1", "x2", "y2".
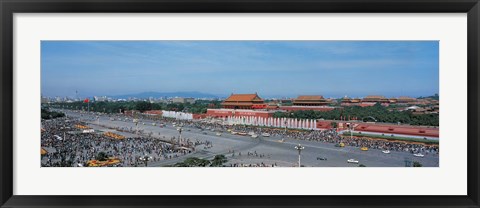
[
  {"x1": 335, "y1": 143, "x2": 345, "y2": 148},
  {"x1": 261, "y1": 133, "x2": 270, "y2": 137},
  {"x1": 251, "y1": 134, "x2": 258, "y2": 138},
  {"x1": 216, "y1": 133, "x2": 222, "y2": 136},
  {"x1": 317, "y1": 157, "x2": 327, "y2": 161},
  {"x1": 382, "y1": 150, "x2": 391, "y2": 154},
  {"x1": 413, "y1": 153, "x2": 425, "y2": 157},
  {"x1": 347, "y1": 159, "x2": 359, "y2": 164},
  {"x1": 360, "y1": 147, "x2": 368, "y2": 151},
  {"x1": 54, "y1": 135, "x2": 63, "y2": 141}
]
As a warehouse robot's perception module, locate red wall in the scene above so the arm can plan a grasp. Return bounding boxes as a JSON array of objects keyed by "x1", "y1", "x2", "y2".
[
  {"x1": 192, "y1": 114, "x2": 208, "y2": 119},
  {"x1": 143, "y1": 110, "x2": 163, "y2": 115},
  {"x1": 206, "y1": 109, "x2": 273, "y2": 118},
  {"x1": 353, "y1": 123, "x2": 439, "y2": 137},
  {"x1": 324, "y1": 121, "x2": 439, "y2": 137},
  {"x1": 316, "y1": 121, "x2": 333, "y2": 129},
  {"x1": 279, "y1": 106, "x2": 335, "y2": 112}
]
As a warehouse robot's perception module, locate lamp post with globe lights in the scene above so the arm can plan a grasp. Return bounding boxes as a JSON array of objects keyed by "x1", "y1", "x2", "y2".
[
  {"x1": 139, "y1": 155, "x2": 153, "y2": 167},
  {"x1": 294, "y1": 144, "x2": 305, "y2": 167},
  {"x1": 133, "y1": 119, "x2": 139, "y2": 134},
  {"x1": 177, "y1": 127, "x2": 182, "y2": 146}
]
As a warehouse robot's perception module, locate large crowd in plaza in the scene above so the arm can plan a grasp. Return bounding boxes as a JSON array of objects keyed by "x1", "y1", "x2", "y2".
[
  {"x1": 182, "y1": 118, "x2": 439, "y2": 155},
  {"x1": 100, "y1": 111, "x2": 439, "y2": 155},
  {"x1": 41, "y1": 110, "x2": 439, "y2": 167},
  {"x1": 114, "y1": 112, "x2": 439, "y2": 155},
  {"x1": 41, "y1": 117, "x2": 208, "y2": 167}
]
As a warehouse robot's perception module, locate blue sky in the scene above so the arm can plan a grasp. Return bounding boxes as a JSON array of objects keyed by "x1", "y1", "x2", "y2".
[{"x1": 41, "y1": 41, "x2": 439, "y2": 98}]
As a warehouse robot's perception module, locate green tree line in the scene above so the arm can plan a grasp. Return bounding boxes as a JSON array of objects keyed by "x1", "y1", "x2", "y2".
[
  {"x1": 41, "y1": 108, "x2": 65, "y2": 119},
  {"x1": 170, "y1": 155, "x2": 228, "y2": 167},
  {"x1": 51, "y1": 100, "x2": 213, "y2": 114},
  {"x1": 273, "y1": 103, "x2": 438, "y2": 126}
]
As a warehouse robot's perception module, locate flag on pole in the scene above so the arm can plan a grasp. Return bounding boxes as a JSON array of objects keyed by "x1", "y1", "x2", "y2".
[{"x1": 84, "y1": 98, "x2": 90, "y2": 112}]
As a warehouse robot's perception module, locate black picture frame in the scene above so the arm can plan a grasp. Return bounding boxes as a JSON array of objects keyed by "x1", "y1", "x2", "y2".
[{"x1": 1, "y1": 0, "x2": 479, "y2": 207}]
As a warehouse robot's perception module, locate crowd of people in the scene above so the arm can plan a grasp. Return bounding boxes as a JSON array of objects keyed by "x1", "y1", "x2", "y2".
[
  {"x1": 43, "y1": 110, "x2": 439, "y2": 168},
  {"x1": 229, "y1": 162, "x2": 278, "y2": 167},
  {"x1": 182, "y1": 120, "x2": 439, "y2": 155},
  {"x1": 41, "y1": 118, "x2": 205, "y2": 167},
  {"x1": 76, "y1": 110, "x2": 440, "y2": 155}
]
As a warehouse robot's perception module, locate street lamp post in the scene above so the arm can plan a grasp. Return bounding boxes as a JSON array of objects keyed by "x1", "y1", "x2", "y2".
[
  {"x1": 63, "y1": 123, "x2": 66, "y2": 142},
  {"x1": 350, "y1": 124, "x2": 354, "y2": 140},
  {"x1": 294, "y1": 144, "x2": 305, "y2": 167},
  {"x1": 281, "y1": 120, "x2": 288, "y2": 142},
  {"x1": 178, "y1": 128, "x2": 182, "y2": 146},
  {"x1": 346, "y1": 123, "x2": 354, "y2": 140},
  {"x1": 139, "y1": 155, "x2": 153, "y2": 167},
  {"x1": 133, "y1": 119, "x2": 139, "y2": 134}
]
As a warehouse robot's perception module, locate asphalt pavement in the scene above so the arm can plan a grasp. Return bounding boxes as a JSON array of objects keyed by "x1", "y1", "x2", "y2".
[{"x1": 60, "y1": 110, "x2": 440, "y2": 167}]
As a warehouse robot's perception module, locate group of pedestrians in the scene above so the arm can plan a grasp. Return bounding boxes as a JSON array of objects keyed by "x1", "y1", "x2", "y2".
[
  {"x1": 46, "y1": 110, "x2": 439, "y2": 168},
  {"x1": 41, "y1": 118, "x2": 203, "y2": 167},
  {"x1": 116, "y1": 112, "x2": 440, "y2": 155}
]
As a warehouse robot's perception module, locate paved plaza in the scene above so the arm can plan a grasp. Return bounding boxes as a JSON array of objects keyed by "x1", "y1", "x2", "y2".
[{"x1": 51, "y1": 110, "x2": 439, "y2": 167}]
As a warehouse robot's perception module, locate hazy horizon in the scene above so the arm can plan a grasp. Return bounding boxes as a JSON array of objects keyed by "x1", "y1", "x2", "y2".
[
  {"x1": 41, "y1": 91, "x2": 439, "y2": 100},
  {"x1": 41, "y1": 41, "x2": 439, "y2": 98}
]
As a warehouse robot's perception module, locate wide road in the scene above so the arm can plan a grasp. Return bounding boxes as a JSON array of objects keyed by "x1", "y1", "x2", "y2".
[{"x1": 59, "y1": 110, "x2": 439, "y2": 167}]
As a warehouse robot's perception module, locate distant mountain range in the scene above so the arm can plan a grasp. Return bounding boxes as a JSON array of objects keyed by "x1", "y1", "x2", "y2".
[{"x1": 110, "y1": 91, "x2": 221, "y2": 99}]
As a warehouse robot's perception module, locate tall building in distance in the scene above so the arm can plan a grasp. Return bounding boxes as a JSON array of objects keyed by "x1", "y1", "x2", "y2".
[
  {"x1": 94, "y1": 96, "x2": 107, "y2": 102},
  {"x1": 172, "y1": 97, "x2": 195, "y2": 104},
  {"x1": 41, "y1": 96, "x2": 49, "y2": 104}
]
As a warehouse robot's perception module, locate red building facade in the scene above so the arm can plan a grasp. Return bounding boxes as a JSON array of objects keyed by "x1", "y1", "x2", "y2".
[
  {"x1": 317, "y1": 120, "x2": 439, "y2": 138},
  {"x1": 206, "y1": 109, "x2": 273, "y2": 118},
  {"x1": 279, "y1": 106, "x2": 335, "y2": 112},
  {"x1": 221, "y1": 93, "x2": 265, "y2": 109},
  {"x1": 292, "y1": 95, "x2": 330, "y2": 106}
]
